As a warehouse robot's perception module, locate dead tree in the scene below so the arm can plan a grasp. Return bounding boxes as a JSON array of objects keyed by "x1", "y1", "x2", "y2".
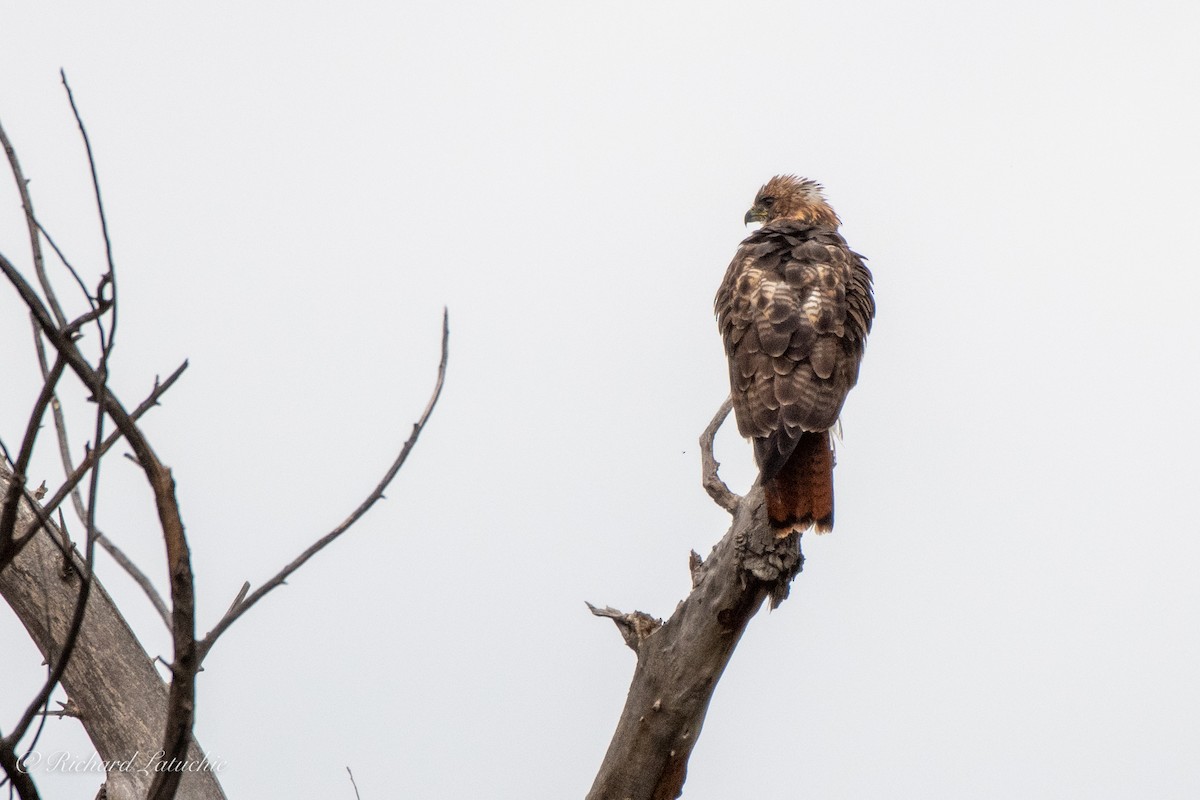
[
  {"x1": 585, "y1": 404, "x2": 806, "y2": 798},
  {"x1": 0, "y1": 78, "x2": 447, "y2": 800},
  {"x1": 6, "y1": 76, "x2": 811, "y2": 800}
]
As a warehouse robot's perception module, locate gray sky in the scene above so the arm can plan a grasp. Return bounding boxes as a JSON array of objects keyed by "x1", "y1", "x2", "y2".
[{"x1": 2, "y1": 2, "x2": 1199, "y2": 797}]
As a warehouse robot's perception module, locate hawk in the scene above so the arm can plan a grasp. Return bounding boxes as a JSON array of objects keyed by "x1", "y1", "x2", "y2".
[{"x1": 715, "y1": 175, "x2": 874, "y2": 535}]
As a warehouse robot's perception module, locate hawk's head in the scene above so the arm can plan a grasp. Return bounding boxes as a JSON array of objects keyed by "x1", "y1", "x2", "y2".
[{"x1": 744, "y1": 175, "x2": 840, "y2": 229}]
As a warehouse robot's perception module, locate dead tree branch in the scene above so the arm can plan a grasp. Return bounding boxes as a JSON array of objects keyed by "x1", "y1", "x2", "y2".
[
  {"x1": 60, "y1": 70, "x2": 118, "y2": 324},
  {"x1": 0, "y1": 116, "x2": 61, "y2": 325},
  {"x1": 1, "y1": 78, "x2": 198, "y2": 798},
  {"x1": 31, "y1": 316, "x2": 179, "y2": 629},
  {"x1": 586, "y1": 400, "x2": 804, "y2": 800},
  {"x1": 0, "y1": 264, "x2": 116, "y2": 799},
  {"x1": 585, "y1": 603, "x2": 663, "y2": 654},
  {"x1": 0, "y1": 357, "x2": 66, "y2": 558},
  {"x1": 3, "y1": 83, "x2": 445, "y2": 800},
  {"x1": 700, "y1": 396, "x2": 739, "y2": 513},
  {"x1": 40, "y1": 362, "x2": 188, "y2": 524},
  {"x1": 196, "y1": 308, "x2": 450, "y2": 665}
]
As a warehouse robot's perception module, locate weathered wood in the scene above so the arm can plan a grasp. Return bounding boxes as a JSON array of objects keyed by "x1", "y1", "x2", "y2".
[
  {"x1": 586, "y1": 485, "x2": 803, "y2": 800},
  {"x1": 0, "y1": 466, "x2": 226, "y2": 800}
]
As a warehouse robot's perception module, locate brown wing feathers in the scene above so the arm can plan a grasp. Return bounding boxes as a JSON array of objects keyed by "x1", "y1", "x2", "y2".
[{"x1": 716, "y1": 183, "x2": 874, "y2": 536}]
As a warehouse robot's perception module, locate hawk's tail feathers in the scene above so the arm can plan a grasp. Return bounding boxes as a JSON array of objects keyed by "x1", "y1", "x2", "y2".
[{"x1": 763, "y1": 431, "x2": 835, "y2": 537}]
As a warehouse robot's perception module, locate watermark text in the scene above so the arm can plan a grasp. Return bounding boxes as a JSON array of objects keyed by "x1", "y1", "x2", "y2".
[{"x1": 18, "y1": 750, "x2": 227, "y2": 776}]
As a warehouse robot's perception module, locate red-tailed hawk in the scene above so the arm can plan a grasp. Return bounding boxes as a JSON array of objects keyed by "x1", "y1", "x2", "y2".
[{"x1": 715, "y1": 175, "x2": 874, "y2": 535}]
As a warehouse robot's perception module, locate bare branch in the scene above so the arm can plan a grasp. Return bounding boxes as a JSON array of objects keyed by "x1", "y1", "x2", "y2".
[
  {"x1": 0, "y1": 357, "x2": 66, "y2": 558},
  {"x1": 62, "y1": 300, "x2": 113, "y2": 338},
  {"x1": 23, "y1": 339, "x2": 173, "y2": 633},
  {"x1": 700, "y1": 397, "x2": 740, "y2": 513},
  {"x1": 3, "y1": 353, "x2": 186, "y2": 600},
  {"x1": 586, "y1": 602, "x2": 663, "y2": 654},
  {"x1": 346, "y1": 767, "x2": 362, "y2": 800},
  {"x1": 33, "y1": 361, "x2": 188, "y2": 551},
  {"x1": 39, "y1": 700, "x2": 81, "y2": 720},
  {"x1": 0, "y1": 745, "x2": 40, "y2": 800},
  {"x1": 0, "y1": 116, "x2": 62, "y2": 327},
  {"x1": 60, "y1": 71, "x2": 118, "y2": 353},
  {"x1": 1, "y1": 227, "x2": 196, "y2": 800},
  {"x1": 31, "y1": 215, "x2": 97, "y2": 307},
  {"x1": 220, "y1": 582, "x2": 250, "y2": 620},
  {"x1": 31, "y1": 315, "x2": 177, "y2": 629},
  {"x1": 196, "y1": 309, "x2": 450, "y2": 665}
]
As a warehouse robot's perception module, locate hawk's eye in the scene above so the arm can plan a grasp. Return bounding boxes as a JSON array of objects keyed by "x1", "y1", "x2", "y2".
[{"x1": 760, "y1": 197, "x2": 776, "y2": 208}]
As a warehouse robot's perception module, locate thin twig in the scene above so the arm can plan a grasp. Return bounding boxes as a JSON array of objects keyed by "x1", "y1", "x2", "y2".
[
  {"x1": 62, "y1": 301, "x2": 113, "y2": 338},
  {"x1": 0, "y1": 116, "x2": 63, "y2": 326},
  {"x1": 197, "y1": 309, "x2": 450, "y2": 665},
  {"x1": 220, "y1": 583, "x2": 250, "y2": 620},
  {"x1": 31, "y1": 313, "x2": 175, "y2": 628},
  {"x1": 700, "y1": 397, "x2": 740, "y2": 512},
  {"x1": 61, "y1": 71, "x2": 118, "y2": 356},
  {"x1": 32, "y1": 217, "x2": 96, "y2": 308},
  {"x1": 41, "y1": 363, "x2": 187, "y2": 523},
  {"x1": 346, "y1": 766, "x2": 362, "y2": 800},
  {"x1": 0, "y1": 357, "x2": 66, "y2": 560},
  {"x1": 38, "y1": 700, "x2": 81, "y2": 720}
]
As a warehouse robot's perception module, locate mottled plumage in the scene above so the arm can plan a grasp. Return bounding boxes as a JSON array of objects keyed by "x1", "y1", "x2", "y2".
[{"x1": 715, "y1": 176, "x2": 874, "y2": 534}]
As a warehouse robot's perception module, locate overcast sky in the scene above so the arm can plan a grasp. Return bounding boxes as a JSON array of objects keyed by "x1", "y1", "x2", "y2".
[{"x1": 2, "y1": 2, "x2": 1199, "y2": 798}]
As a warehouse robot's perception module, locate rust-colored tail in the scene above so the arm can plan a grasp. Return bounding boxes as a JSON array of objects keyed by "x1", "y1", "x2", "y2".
[{"x1": 763, "y1": 432, "x2": 835, "y2": 536}]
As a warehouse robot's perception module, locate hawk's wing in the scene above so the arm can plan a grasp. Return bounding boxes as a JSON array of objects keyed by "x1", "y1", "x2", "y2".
[{"x1": 715, "y1": 220, "x2": 874, "y2": 480}]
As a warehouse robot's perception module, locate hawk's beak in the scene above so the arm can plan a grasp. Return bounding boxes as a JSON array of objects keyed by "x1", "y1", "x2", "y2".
[{"x1": 744, "y1": 207, "x2": 767, "y2": 227}]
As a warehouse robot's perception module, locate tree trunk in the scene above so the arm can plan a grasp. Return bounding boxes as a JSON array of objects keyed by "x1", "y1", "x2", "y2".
[{"x1": 0, "y1": 466, "x2": 226, "y2": 800}]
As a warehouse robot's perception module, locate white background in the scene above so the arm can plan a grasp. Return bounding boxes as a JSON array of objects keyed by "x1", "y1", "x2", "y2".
[{"x1": 2, "y1": 2, "x2": 1199, "y2": 797}]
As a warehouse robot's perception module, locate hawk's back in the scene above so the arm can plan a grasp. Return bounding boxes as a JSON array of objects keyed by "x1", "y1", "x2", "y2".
[{"x1": 715, "y1": 219, "x2": 874, "y2": 481}]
